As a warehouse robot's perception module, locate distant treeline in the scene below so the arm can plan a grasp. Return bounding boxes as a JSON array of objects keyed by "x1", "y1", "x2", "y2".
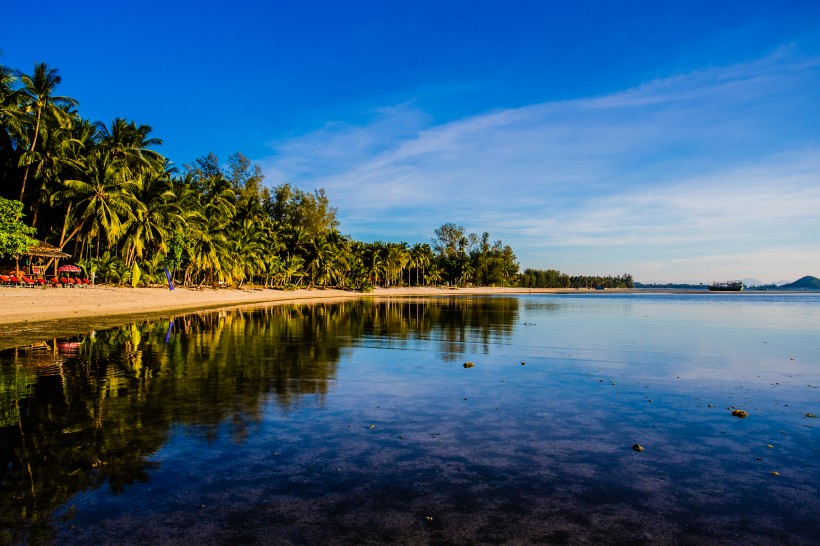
[
  {"x1": 520, "y1": 269, "x2": 634, "y2": 289},
  {"x1": 633, "y1": 282, "x2": 707, "y2": 289}
]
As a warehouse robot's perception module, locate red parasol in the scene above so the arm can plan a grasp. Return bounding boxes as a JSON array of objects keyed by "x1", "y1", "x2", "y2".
[{"x1": 57, "y1": 265, "x2": 82, "y2": 272}]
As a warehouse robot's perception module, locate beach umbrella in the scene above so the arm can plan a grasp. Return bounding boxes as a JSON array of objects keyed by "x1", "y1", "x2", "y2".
[{"x1": 58, "y1": 265, "x2": 81, "y2": 273}]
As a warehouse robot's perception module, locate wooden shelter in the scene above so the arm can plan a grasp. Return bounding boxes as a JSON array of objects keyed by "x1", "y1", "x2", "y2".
[{"x1": 19, "y1": 239, "x2": 71, "y2": 277}]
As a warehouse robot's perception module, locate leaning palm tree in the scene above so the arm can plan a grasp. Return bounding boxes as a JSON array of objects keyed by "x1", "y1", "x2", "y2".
[
  {"x1": 18, "y1": 108, "x2": 84, "y2": 227},
  {"x1": 16, "y1": 62, "x2": 78, "y2": 201}
]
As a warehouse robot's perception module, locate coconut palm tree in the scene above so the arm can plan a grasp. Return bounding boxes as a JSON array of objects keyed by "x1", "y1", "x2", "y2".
[
  {"x1": 18, "y1": 109, "x2": 84, "y2": 227},
  {"x1": 0, "y1": 63, "x2": 25, "y2": 182},
  {"x1": 119, "y1": 167, "x2": 183, "y2": 267},
  {"x1": 95, "y1": 118, "x2": 164, "y2": 176},
  {"x1": 410, "y1": 243, "x2": 433, "y2": 286},
  {"x1": 16, "y1": 62, "x2": 78, "y2": 202},
  {"x1": 54, "y1": 147, "x2": 142, "y2": 256}
]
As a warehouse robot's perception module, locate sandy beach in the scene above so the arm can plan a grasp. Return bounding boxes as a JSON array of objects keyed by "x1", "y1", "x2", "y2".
[
  {"x1": 0, "y1": 285, "x2": 577, "y2": 348},
  {"x1": 0, "y1": 285, "x2": 570, "y2": 325}
]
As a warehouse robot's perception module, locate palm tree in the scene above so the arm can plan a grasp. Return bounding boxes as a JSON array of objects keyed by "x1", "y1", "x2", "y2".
[
  {"x1": 16, "y1": 62, "x2": 78, "y2": 202},
  {"x1": 410, "y1": 243, "x2": 433, "y2": 286},
  {"x1": 227, "y1": 218, "x2": 268, "y2": 286},
  {"x1": 0, "y1": 63, "x2": 25, "y2": 178},
  {"x1": 182, "y1": 173, "x2": 235, "y2": 286},
  {"x1": 119, "y1": 167, "x2": 183, "y2": 267},
  {"x1": 364, "y1": 242, "x2": 386, "y2": 287},
  {"x1": 95, "y1": 118, "x2": 164, "y2": 176},
  {"x1": 385, "y1": 242, "x2": 409, "y2": 287},
  {"x1": 19, "y1": 109, "x2": 84, "y2": 227},
  {"x1": 53, "y1": 147, "x2": 142, "y2": 256}
]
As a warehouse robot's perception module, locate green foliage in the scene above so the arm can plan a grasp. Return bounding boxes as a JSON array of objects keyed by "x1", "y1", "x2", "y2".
[
  {"x1": 431, "y1": 224, "x2": 518, "y2": 286},
  {"x1": 520, "y1": 269, "x2": 634, "y2": 289},
  {"x1": 0, "y1": 197, "x2": 36, "y2": 258},
  {"x1": 269, "y1": 183, "x2": 339, "y2": 239}
]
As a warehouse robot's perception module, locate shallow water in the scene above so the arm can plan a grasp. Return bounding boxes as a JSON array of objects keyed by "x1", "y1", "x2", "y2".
[{"x1": 1, "y1": 293, "x2": 818, "y2": 544}]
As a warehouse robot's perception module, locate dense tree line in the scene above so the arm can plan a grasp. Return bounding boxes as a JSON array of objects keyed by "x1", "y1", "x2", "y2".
[
  {"x1": 0, "y1": 60, "x2": 522, "y2": 289},
  {"x1": 520, "y1": 268, "x2": 633, "y2": 289}
]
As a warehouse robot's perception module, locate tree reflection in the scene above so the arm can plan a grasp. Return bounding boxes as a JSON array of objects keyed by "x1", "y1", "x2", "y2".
[{"x1": 0, "y1": 296, "x2": 518, "y2": 543}]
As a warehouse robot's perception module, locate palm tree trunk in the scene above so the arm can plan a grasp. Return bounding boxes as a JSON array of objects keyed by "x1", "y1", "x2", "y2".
[{"x1": 19, "y1": 105, "x2": 42, "y2": 202}]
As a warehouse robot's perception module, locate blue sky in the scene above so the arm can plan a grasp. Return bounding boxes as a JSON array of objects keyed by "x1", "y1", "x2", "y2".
[{"x1": 4, "y1": 1, "x2": 820, "y2": 283}]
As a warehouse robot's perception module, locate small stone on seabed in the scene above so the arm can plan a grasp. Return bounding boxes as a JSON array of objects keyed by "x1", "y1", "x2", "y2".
[
  {"x1": 805, "y1": 413, "x2": 817, "y2": 418},
  {"x1": 731, "y1": 409, "x2": 748, "y2": 418},
  {"x1": 463, "y1": 362, "x2": 475, "y2": 368},
  {"x1": 632, "y1": 444, "x2": 644, "y2": 452},
  {"x1": 770, "y1": 471, "x2": 780, "y2": 476}
]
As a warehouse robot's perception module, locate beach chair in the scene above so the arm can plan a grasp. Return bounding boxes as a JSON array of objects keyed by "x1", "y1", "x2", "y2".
[
  {"x1": 21, "y1": 276, "x2": 37, "y2": 287},
  {"x1": 9, "y1": 275, "x2": 24, "y2": 287},
  {"x1": 0, "y1": 275, "x2": 13, "y2": 287},
  {"x1": 60, "y1": 276, "x2": 74, "y2": 288},
  {"x1": 50, "y1": 277, "x2": 60, "y2": 287},
  {"x1": 36, "y1": 278, "x2": 47, "y2": 287},
  {"x1": 81, "y1": 278, "x2": 92, "y2": 287}
]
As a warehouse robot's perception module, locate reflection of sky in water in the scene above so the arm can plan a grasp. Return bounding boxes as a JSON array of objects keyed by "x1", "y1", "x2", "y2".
[{"x1": 5, "y1": 294, "x2": 819, "y2": 544}]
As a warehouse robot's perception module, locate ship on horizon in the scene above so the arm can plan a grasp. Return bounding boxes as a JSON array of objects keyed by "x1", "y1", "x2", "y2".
[{"x1": 708, "y1": 280, "x2": 744, "y2": 292}]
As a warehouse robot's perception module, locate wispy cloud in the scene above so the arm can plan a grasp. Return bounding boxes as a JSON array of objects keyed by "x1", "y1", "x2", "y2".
[{"x1": 257, "y1": 48, "x2": 820, "y2": 283}]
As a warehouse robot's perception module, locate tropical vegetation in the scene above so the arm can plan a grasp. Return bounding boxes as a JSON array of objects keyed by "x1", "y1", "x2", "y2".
[{"x1": 519, "y1": 268, "x2": 634, "y2": 289}]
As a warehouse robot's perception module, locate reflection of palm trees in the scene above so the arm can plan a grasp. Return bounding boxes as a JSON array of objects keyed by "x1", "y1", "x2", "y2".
[{"x1": 0, "y1": 296, "x2": 520, "y2": 541}]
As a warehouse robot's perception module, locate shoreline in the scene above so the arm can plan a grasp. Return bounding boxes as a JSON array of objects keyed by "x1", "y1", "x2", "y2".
[
  {"x1": 0, "y1": 284, "x2": 743, "y2": 351},
  {"x1": 0, "y1": 285, "x2": 613, "y2": 327},
  {"x1": 0, "y1": 285, "x2": 601, "y2": 349},
  {"x1": 0, "y1": 285, "x2": 794, "y2": 350}
]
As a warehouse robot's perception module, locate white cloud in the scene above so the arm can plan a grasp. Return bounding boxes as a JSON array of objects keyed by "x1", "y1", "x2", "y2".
[{"x1": 256, "y1": 48, "x2": 820, "y2": 283}]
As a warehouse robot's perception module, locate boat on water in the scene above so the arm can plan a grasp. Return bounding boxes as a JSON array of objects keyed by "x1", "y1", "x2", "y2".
[{"x1": 708, "y1": 281, "x2": 744, "y2": 292}]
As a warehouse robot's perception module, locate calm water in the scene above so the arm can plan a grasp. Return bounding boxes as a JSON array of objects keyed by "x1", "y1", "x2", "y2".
[{"x1": 1, "y1": 293, "x2": 818, "y2": 545}]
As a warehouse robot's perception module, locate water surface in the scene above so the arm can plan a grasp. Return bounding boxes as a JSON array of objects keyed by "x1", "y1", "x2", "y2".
[{"x1": 1, "y1": 293, "x2": 818, "y2": 544}]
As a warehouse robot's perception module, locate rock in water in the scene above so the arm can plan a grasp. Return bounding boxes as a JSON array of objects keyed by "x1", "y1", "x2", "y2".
[
  {"x1": 632, "y1": 444, "x2": 645, "y2": 452},
  {"x1": 463, "y1": 362, "x2": 475, "y2": 368},
  {"x1": 731, "y1": 409, "x2": 748, "y2": 418}
]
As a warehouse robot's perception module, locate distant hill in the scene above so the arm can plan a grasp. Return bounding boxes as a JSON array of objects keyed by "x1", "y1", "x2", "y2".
[{"x1": 779, "y1": 276, "x2": 820, "y2": 290}]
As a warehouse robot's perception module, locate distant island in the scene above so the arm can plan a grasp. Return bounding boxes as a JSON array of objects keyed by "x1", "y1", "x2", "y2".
[
  {"x1": 635, "y1": 276, "x2": 820, "y2": 291},
  {"x1": 752, "y1": 275, "x2": 820, "y2": 291}
]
